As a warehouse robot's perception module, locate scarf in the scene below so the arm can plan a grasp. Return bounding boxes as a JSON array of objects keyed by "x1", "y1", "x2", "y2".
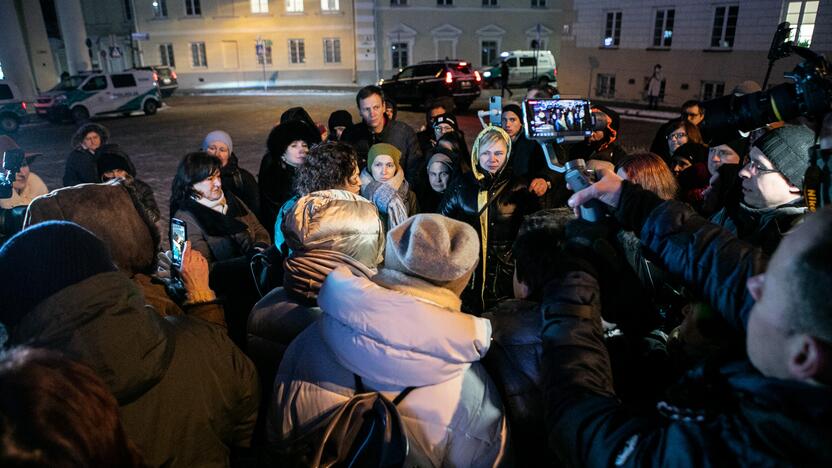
[
  {"x1": 361, "y1": 168, "x2": 410, "y2": 230},
  {"x1": 283, "y1": 249, "x2": 376, "y2": 300},
  {"x1": 373, "y1": 268, "x2": 463, "y2": 311},
  {"x1": 181, "y1": 195, "x2": 248, "y2": 237},
  {"x1": 193, "y1": 191, "x2": 228, "y2": 214}
]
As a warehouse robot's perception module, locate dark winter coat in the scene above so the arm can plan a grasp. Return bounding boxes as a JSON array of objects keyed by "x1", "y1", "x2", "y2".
[
  {"x1": 258, "y1": 154, "x2": 296, "y2": 238},
  {"x1": 221, "y1": 153, "x2": 260, "y2": 220},
  {"x1": 439, "y1": 162, "x2": 539, "y2": 313},
  {"x1": 9, "y1": 271, "x2": 260, "y2": 468},
  {"x1": 482, "y1": 299, "x2": 554, "y2": 466},
  {"x1": 341, "y1": 118, "x2": 423, "y2": 188},
  {"x1": 541, "y1": 182, "x2": 832, "y2": 466},
  {"x1": 710, "y1": 199, "x2": 807, "y2": 255},
  {"x1": 511, "y1": 132, "x2": 568, "y2": 208},
  {"x1": 63, "y1": 147, "x2": 99, "y2": 186}
]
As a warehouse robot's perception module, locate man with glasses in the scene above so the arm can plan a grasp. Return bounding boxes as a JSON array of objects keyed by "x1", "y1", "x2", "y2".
[{"x1": 708, "y1": 124, "x2": 814, "y2": 254}]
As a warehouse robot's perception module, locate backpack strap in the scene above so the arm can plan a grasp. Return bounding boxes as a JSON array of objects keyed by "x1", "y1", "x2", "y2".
[{"x1": 354, "y1": 374, "x2": 416, "y2": 406}]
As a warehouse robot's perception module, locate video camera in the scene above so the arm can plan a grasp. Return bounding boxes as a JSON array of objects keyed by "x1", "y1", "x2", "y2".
[{"x1": 699, "y1": 22, "x2": 832, "y2": 209}]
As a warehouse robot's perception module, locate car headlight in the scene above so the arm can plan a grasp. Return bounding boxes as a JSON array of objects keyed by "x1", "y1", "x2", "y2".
[
  {"x1": 54, "y1": 95, "x2": 67, "y2": 103},
  {"x1": 483, "y1": 71, "x2": 491, "y2": 78},
  {"x1": 377, "y1": 79, "x2": 385, "y2": 85}
]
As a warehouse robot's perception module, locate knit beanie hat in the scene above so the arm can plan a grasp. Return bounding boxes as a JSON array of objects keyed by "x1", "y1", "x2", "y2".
[
  {"x1": 367, "y1": 143, "x2": 402, "y2": 170},
  {"x1": 383, "y1": 214, "x2": 479, "y2": 296},
  {"x1": 722, "y1": 137, "x2": 750, "y2": 159},
  {"x1": 502, "y1": 104, "x2": 522, "y2": 120},
  {"x1": 0, "y1": 221, "x2": 116, "y2": 328},
  {"x1": 431, "y1": 113, "x2": 458, "y2": 132},
  {"x1": 96, "y1": 144, "x2": 136, "y2": 178},
  {"x1": 753, "y1": 124, "x2": 814, "y2": 187},
  {"x1": 202, "y1": 130, "x2": 233, "y2": 154},
  {"x1": 328, "y1": 110, "x2": 353, "y2": 131}
]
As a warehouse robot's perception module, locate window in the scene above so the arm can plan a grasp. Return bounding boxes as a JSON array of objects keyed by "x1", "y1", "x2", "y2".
[
  {"x1": 391, "y1": 0, "x2": 407, "y2": 4},
  {"x1": 531, "y1": 0, "x2": 545, "y2": 7},
  {"x1": 257, "y1": 41, "x2": 273, "y2": 65},
  {"x1": 414, "y1": 64, "x2": 444, "y2": 77},
  {"x1": 653, "y1": 9, "x2": 674, "y2": 47},
  {"x1": 190, "y1": 42, "x2": 207, "y2": 67},
  {"x1": 701, "y1": 81, "x2": 725, "y2": 100},
  {"x1": 0, "y1": 85, "x2": 13, "y2": 100},
  {"x1": 481, "y1": 40, "x2": 498, "y2": 66},
  {"x1": 321, "y1": 0, "x2": 339, "y2": 10},
  {"x1": 784, "y1": 1, "x2": 819, "y2": 47},
  {"x1": 482, "y1": 0, "x2": 498, "y2": 6},
  {"x1": 185, "y1": 0, "x2": 201, "y2": 15},
  {"x1": 323, "y1": 38, "x2": 341, "y2": 63},
  {"x1": 520, "y1": 57, "x2": 537, "y2": 67},
  {"x1": 111, "y1": 74, "x2": 137, "y2": 88},
  {"x1": 82, "y1": 76, "x2": 108, "y2": 91},
  {"x1": 286, "y1": 0, "x2": 303, "y2": 12},
  {"x1": 251, "y1": 0, "x2": 268, "y2": 13},
  {"x1": 710, "y1": 5, "x2": 739, "y2": 48},
  {"x1": 289, "y1": 39, "x2": 305, "y2": 64},
  {"x1": 603, "y1": 11, "x2": 622, "y2": 47},
  {"x1": 152, "y1": 0, "x2": 168, "y2": 17},
  {"x1": 391, "y1": 42, "x2": 409, "y2": 69},
  {"x1": 437, "y1": 0, "x2": 452, "y2": 5},
  {"x1": 124, "y1": 0, "x2": 133, "y2": 20},
  {"x1": 596, "y1": 74, "x2": 616, "y2": 98},
  {"x1": 160, "y1": 43, "x2": 175, "y2": 67}
]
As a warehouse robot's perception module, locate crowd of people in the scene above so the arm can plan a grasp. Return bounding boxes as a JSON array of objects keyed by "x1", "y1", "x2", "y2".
[{"x1": 1, "y1": 80, "x2": 831, "y2": 467}]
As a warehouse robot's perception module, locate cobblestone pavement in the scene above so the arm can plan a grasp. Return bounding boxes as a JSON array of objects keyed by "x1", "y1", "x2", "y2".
[{"x1": 12, "y1": 93, "x2": 662, "y2": 224}]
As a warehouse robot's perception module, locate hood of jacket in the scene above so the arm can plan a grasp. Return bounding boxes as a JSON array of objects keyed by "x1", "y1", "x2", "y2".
[
  {"x1": 283, "y1": 189, "x2": 384, "y2": 269},
  {"x1": 470, "y1": 126, "x2": 513, "y2": 185},
  {"x1": 23, "y1": 182, "x2": 160, "y2": 275},
  {"x1": 11, "y1": 272, "x2": 173, "y2": 405},
  {"x1": 316, "y1": 267, "x2": 492, "y2": 387}
]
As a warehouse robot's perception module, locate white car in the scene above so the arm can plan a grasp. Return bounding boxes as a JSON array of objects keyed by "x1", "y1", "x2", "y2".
[
  {"x1": 481, "y1": 50, "x2": 557, "y2": 87},
  {"x1": 35, "y1": 70, "x2": 162, "y2": 123}
]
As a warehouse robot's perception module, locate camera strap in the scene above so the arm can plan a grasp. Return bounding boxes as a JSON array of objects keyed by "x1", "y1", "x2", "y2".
[{"x1": 804, "y1": 164, "x2": 821, "y2": 212}]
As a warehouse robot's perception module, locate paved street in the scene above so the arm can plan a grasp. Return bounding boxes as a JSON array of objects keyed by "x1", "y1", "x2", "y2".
[{"x1": 12, "y1": 92, "x2": 662, "y2": 223}]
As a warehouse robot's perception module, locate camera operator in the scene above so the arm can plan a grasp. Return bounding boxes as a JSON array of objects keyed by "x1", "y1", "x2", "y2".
[
  {"x1": 0, "y1": 137, "x2": 48, "y2": 210},
  {"x1": 709, "y1": 124, "x2": 813, "y2": 254},
  {"x1": 541, "y1": 154, "x2": 832, "y2": 465}
]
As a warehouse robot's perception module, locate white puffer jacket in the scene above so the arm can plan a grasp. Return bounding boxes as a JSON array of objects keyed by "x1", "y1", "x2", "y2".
[{"x1": 270, "y1": 267, "x2": 508, "y2": 467}]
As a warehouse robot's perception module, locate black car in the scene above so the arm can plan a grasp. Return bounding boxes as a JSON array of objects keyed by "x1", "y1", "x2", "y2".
[
  {"x1": 134, "y1": 66, "x2": 178, "y2": 97},
  {"x1": 380, "y1": 60, "x2": 482, "y2": 111}
]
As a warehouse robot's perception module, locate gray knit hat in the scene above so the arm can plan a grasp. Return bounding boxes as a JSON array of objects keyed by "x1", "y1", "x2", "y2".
[
  {"x1": 383, "y1": 214, "x2": 479, "y2": 295},
  {"x1": 753, "y1": 124, "x2": 815, "y2": 187}
]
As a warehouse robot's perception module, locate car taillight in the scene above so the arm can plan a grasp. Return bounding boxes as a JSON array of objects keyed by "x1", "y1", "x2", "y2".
[
  {"x1": 21, "y1": 102, "x2": 27, "y2": 111},
  {"x1": 171, "y1": 70, "x2": 177, "y2": 79},
  {"x1": 474, "y1": 71, "x2": 482, "y2": 82},
  {"x1": 445, "y1": 71, "x2": 453, "y2": 84},
  {"x1": 153, "y1": 72, "x2": 158, "y2": 81},
  {"x1": 553, "y1": 67, "x2": 558, "y2": 77}
]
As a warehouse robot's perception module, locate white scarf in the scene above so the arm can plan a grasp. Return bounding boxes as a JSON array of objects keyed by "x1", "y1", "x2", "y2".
[{"x1": 193, "y1": 191, "x2": 228, "y2": 214}]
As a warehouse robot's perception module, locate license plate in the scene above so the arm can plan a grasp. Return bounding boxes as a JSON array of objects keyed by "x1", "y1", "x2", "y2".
[
  {"x1": 163, "y1": 78, "x2": 171, "y2": 84},
  {"x1": 461, "y1": 81, "x2": 471, "y2": 88}
]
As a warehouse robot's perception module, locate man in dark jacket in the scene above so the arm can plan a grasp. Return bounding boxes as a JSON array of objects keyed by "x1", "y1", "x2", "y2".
[
  {"x1": 543, "y1": 167, "x2": 832, "y2": 466},
  {"x1": 0, "y1": 221, "x2": 259, "y2": 468},
  {"x1": 710, "y1": 124, "x2": 812, "y2": 254},
  {"x1": 340, "y1": 86, "x2": 423, "y2": 189}
]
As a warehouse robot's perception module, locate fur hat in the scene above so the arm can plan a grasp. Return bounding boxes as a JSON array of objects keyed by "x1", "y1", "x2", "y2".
[
  {"x1": 367, "y1": 143, "x2": 402, "y2": 170},
  {"x1": 201, "y1": 130, "x2": 233, "y2": 154},
  {"x1": 71, "y1": 123, "x2": 109, "y2": 148},
  {"x1": 753, "y1": 124, "x2": 814, "y2": 187},
  {"x1": 0, "y1": 221, "x2": 117, "y2": 327},
  {"x1": 96, "y1": 144, "x2": 136, "y2": 178},
  {"x1": 327, "y1": 110, "x2": 353, "y2": 132},
  {"x1": 381, "y1": 214, "x2": 479, "y2": 296},
  {"x1": 266, "y1": 120, "x2": 321, "y2": 159}
]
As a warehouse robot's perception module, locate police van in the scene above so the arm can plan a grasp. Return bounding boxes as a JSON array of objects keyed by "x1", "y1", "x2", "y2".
[
  {"x1": 0, "y1": 80, "x2": 28, "y2": 134},
  {"x1": 35, "y1": 70, "x2": 162, "y2": 123},
  {"x1": 481, "y1": 50, "x2": 557, "y2": 87}
]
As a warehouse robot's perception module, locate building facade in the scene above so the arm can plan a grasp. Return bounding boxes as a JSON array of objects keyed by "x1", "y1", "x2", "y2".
[{"x1": 557, "y1": 0, "x2": 832, "y2": 107}]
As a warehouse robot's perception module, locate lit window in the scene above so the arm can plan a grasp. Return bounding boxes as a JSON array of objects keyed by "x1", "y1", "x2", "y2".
[
  {"x1": 321, "y1": 0, "x2": 339, "y2": 10},
  {"x1": 286, "y1": 0, "x2": 303, "y2": 12},
  {"x1": 603, "y1": 11, "x2": 622, "y2": 47},
  {"x1": 251, "y1": 0, "x2": 268, "y2": 13},
  {"x1": 152, "y1": 0, "x2": 168, "y2": 17},
  {"x1": 653, "y1": 9, "x2": 674, "y2": 47},
  {"x1": 784, "y1": 1, "x2": 818, "y2": 47}
]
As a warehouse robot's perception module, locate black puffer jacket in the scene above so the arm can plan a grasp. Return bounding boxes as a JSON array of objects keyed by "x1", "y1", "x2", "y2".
[
  {"x1": 710, "y1": 199, "x2": 807, "y2": 255},
  {"x1": 438, "y1": 137, "x2": 539, "y2": 313},
  {"x1": 541, "y1": 183, "x2": 832, "y2": 466},
  {"x1": 482, "y1": 299, "x2": 553, "y2": 466},
  {"x1": 257, "y1": 155, "x2": 296, "y2": 238},
  {"x1": 221, "y1": 153, "x2": 260, "y2": 220}
]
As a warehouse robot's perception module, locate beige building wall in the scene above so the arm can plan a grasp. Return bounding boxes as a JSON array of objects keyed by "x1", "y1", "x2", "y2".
[
  {"x1": 135, "y1": 0, "x2": 357, "y2": 88},
  {"x1": 376, "y1": 0, "x2": 564, "y2": 80},
  {"x1": 557, "y1": 0, "x2": 832, "y2": 107}
]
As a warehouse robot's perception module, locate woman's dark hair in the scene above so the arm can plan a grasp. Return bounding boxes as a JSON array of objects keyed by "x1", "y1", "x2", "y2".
[
  {"x1": 0, "y1": 347, "x2": 145, "y2": 467},
  {"x1": 436, "y1": 131, "x2": 465, "y2": 155},
  {"x1": 169, "y1": 151, "x2": 221, "y2": 215},
  {"x1": 667, "y1": 119, "x2": 703, "y2": 145},
  {"x1": 294, "y1": 142, "x2": 358, "y2": 195},
  {"x1": 513, "y1": 208, "x2": 575, "y2": 299}
]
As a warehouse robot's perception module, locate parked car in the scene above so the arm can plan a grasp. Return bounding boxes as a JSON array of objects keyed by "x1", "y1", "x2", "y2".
[
  {"x1": 35, "y1": 70, "x2": 162, "y2": 123},
  {"x1": 481, "y1": 50, "x2": 557, "y2": 88},
  {"x1": 380, "y1": 60, "x2": 482, "y2": 111},
  {"x1": 0, "y1": 80, "x2": 28, "y2": 134},
  {"x1": 134, "y1": 65, "x2": 178, "y2": 97}
]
